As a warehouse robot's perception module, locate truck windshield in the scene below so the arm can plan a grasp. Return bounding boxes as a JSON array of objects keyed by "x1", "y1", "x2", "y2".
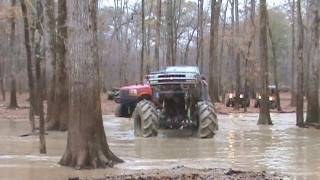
[{"x1": 163, "y1": 66, "x2": 199, "y2": 73}]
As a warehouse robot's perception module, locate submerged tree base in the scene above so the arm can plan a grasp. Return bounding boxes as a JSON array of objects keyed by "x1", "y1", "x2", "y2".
[
  {"x1": 7, "y1": 105, "x2": 19, "y2": 109},
  {"x1": 59, "y1": 113, "x2": 124, "y2": 169},
  {"x1": 60, "y1": 144, "x2": 123, "y2": 169},
  {"x1": 257, "y1": 113, "x2": 273, "y2": 125}
]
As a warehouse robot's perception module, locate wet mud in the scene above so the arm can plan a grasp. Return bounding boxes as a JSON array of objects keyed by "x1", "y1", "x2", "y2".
[
  {"x1": 0, "y1": 113, "x2": 319, "y2": 179},
  {"x1": 89, "y1": 167, "x2": 283, "y2": 180}
]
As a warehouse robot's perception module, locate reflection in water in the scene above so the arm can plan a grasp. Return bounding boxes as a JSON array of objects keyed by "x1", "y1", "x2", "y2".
[
  {"x1": 227, "y1": 130, "x2": 236, "y2": 165},
  {"x1": 0, "y1": 114, "x2": 320, "y2": 179}
]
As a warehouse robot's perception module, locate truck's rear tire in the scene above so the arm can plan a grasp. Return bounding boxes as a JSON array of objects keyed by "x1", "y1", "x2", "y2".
[
  {"x1": 197, "y1": 101, "x2": 218, "y2": 138},
  {"x1": 133, "y1": 100, "x2": 158, "y2": 137}
]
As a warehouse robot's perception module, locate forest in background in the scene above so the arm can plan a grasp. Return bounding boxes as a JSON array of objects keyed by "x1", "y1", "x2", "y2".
[{"x1": 0, "y1": 0, "x2": 298, "y2": 93}]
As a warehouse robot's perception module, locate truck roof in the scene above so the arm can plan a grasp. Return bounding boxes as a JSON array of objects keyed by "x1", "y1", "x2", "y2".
[{"x1": 158, "y1": 66, "x2": 200, "y2": 74}]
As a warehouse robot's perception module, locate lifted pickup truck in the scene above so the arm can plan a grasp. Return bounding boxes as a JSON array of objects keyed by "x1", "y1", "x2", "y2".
[{"x1": 133, "y1": 66, "x2": 218, "y2": 138}]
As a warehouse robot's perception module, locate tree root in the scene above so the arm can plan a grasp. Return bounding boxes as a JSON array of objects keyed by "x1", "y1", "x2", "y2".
[{"x1": 59, "y1": 148, "x2": 121, "y2": 169}]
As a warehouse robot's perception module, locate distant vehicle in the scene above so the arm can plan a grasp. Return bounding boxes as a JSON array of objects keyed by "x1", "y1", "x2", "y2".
[
  {"x1": 132, "y1": 66, "x2": 218, "y2": 138},
  {"x1": 254, "y1": 85, "x2": 277, "y2": 109},
  {"x1": 226, "y1": 91, "x2": 250, "y2": 108},
  {"x1": 115, "y1": 84, "x2": 152, "y2": 117},
  {"x1": 107, "y1": 87, "x2": 120, "y2": 100}
]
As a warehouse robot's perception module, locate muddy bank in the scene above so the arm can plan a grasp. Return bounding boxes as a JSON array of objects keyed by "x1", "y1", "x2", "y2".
[{"x1": 72, "y1": 167, "x2": 284, "y2": 180}]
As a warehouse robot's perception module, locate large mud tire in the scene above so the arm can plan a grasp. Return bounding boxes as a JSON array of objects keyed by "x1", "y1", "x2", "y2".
[
  {"x1": 197, "y1": 101, "x2": 218, "y2": 138},
  {"x1": 133, "y1": 100, "x2": 158, "y2": 137}
]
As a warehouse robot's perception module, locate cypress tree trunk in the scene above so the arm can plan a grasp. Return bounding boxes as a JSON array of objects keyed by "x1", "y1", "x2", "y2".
[
  {"x1": 306, "y1": 0, "x2": 319, "y2": 124},
  {"x1": 257, "y1": 0, "x2": 272, "y2": 125},
  {"x1": 60, "y1": 0, "x2": 122, "y2": 169},
  {"x1": 209, "y1": 0, "x2": 222, "y2": 103}
]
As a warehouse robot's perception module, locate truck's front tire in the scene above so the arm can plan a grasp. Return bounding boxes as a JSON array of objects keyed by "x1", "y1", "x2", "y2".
[
  {"x1": 197, "y1": 101, "x2": 218, "y2": 138},
  {"x1": 133, "y1": 100, "x2": 158, "y2": 137}
]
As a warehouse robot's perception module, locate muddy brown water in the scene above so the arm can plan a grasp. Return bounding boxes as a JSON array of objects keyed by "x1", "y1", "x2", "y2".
[{"x1": 0, "y1": 113, "x2": 319, "y2": 180}]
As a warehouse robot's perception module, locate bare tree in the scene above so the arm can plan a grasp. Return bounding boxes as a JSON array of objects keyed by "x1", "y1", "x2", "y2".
[
  {"x1": 257, "y1": 0, "x2": 272, "y2": 125},
  {"x1": 34, "y1": 0, "x2": 46, "y2": 154},
  {"x1": 196, "y1": 0, "x2": 204, "y2": 71},
  {"x1": 47, "y1": 0, "x2": 69, "y2": 131},
  {"x1": 218, "y1": 1, "x2": 229, "y2": 100},
  {"x1": 8, "y1": 0, "x2": 19, "y2": 109},
  {"x1": 173, "y1": 0, "x2": 182, "y2": 65},
  {"x1": 155, "y1": 0, "x2": 161, "y2": 69},
  {"x1": 145, "y1": 0, "x2": 154, "y2": 73},
  {"x1": 230, "y1": 0, "x2": 235, "y2": 91},
  {"x1": 242, "y1": 0, "x2": 255, "y2": 112},
  {"x1": 45, "y1": 0, "x2": 57, "y2": 124},
  {"x1": 0, "y1": 58, "x2": 4, "y2": 101},
  {"x1": 20, "y1": 0, "x2": 36, "y2": 132},
  {"x1": 183, "y1": 27, "x2": 197, "y2": 64},
  {"x1": 305, "y1": 0, "x2": 319, "y2": 124},
  {"x1": 267, "y1": 18, "x2": 282, "y2": 112},
  {"x1": 166, "y1": 0, "x2": 174, "y2": 66},
  {"x1": 249, "y1": 0, "x2": 256, "y2": 98},
  {"x1": 209, "y1": 0, "x2": 222, "y2": 103},
  {"x1": 296, "y1": 0, "x2": 304, "y2": 127},
  {"x1": 289, "y1": 0, "x2": 296, "y2": 106},
  {"x1": 60, "y1": 0, "x2": 123, "y2": 169},
  {"x1": 140, "y1": 0, "x2": 145, "y2": 82},
  {"x1": 234, "y1": 0, "x2": 241, "y2": 109}
]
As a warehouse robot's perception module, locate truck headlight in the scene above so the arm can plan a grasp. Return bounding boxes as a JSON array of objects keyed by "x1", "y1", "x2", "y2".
[
  {"x1": 240, "y1": 94, "x2": 244, "y2": 98},
  {"x1": 258, "y1": 95, "x2": 262, "y2": 99},
  {"x1": 129, "y1": 89, "x2": 138, "y2": 96},
  {"x1": 269, "y1": 96, "x2": 273, "y2": 101},
  {"x1": 229, "y1": 93, "x2": 233, "y2": 98}
]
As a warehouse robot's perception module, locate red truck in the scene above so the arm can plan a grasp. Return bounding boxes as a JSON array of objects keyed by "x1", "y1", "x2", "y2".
[{"x1": 115, "y1": 84, "x2": 152, "y2": 117}]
